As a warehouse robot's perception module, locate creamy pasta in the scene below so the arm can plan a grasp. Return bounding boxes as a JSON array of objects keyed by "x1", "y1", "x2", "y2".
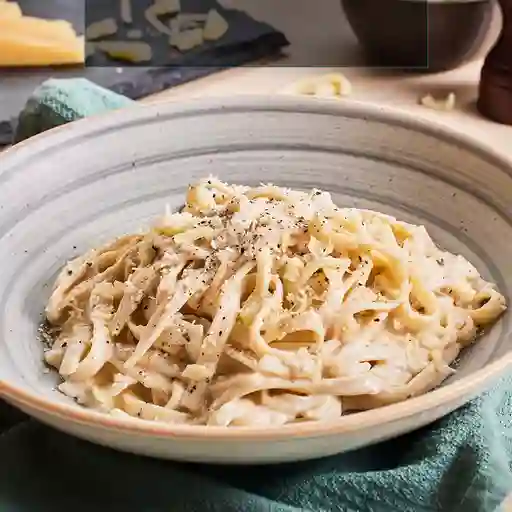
[{"x1": 43, "y1": 178, "x2": 507, "y2": 426}]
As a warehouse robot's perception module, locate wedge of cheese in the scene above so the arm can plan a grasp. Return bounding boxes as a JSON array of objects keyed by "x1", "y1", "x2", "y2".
[
  {"x1": 0, "y1": 32, "x2": 84, "y2": 67},
  {"x1": 0, "y1": 4, "x2": 84, "y2": 67},
  {"x1": 0, "y1": 1, "x2": 22, "y2": 18}
]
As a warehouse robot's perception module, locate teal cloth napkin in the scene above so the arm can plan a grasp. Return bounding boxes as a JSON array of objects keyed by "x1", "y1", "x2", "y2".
[
  {"x1": 13, "y1": 78, "x2": 135, "y2": 143},
  {"x1": 2, "y1": 77, "x2": 512, "y2": 512}
]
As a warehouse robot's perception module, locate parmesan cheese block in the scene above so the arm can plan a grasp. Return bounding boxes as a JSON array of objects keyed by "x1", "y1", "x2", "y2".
[
  {"x1": 0, "y1": 0, "x2": 85, "y2": 67},
  {"x1": 0, "y1": 10, "x2": 84, "y2": 66},
  {"x1": 0, "y1": 1, "x2": 22, "y2": 19},
  {"x1": 0, "y1": 16, "x2": 78, "y2": 41},
  {"x1": 0, "y1": 31, "x2": 84, "y2": 66}
]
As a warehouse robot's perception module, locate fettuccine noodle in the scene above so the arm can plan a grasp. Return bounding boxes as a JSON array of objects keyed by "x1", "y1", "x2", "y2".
[{"x1": 43, "y1": 178, "x2": 507, "y2": 426}]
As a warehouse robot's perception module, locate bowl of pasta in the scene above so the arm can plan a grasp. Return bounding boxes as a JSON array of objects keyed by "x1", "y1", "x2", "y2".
[{"x1": 0, "y1": 96, "x2": 510, "y2": 464}]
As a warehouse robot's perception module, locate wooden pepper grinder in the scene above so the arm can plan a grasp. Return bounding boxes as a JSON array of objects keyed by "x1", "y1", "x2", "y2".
[{"x1": 478, "y1": 0, "x2": 512, "y2": 124}]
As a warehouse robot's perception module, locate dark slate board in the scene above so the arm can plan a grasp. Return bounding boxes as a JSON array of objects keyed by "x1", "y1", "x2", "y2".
[{"x1": 0, "y1": 0, "x2": 288, "y2": 145}]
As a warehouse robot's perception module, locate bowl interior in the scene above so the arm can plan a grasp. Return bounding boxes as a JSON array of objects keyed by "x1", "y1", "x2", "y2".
[{"x1": 0, "y1": 97, "x2": 511, "y2": 412}]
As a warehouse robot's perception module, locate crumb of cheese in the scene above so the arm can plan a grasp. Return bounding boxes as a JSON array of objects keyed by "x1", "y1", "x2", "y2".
[
  {"x1": 282, "y1": 73, "x2": 353, "y2": 98},
  {"x1": 419, "y1": 92, "x2": 456, "y2": 112}
]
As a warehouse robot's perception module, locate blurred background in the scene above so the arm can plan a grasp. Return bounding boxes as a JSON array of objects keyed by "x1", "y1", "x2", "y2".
[{"x1": 0, "y1": 0, "x2": 503, "y2": 145}]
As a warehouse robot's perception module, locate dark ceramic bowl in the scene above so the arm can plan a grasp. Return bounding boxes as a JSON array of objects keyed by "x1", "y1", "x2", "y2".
[{"x1": 341, "y1": 0, "x2": 494, "y2": 72}]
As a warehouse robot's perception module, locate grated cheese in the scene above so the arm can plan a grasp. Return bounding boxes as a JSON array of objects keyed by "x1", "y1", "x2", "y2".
[
  {"x1": 94, "y1": 41, "x2": 152, "y2": 62},
  {"x1": 120, "y1": 0, "x2": 133, "y2": 24},
  {"x1": 86, "y1": 18, "x2": 119, "y2": 40},
  {"x1": 169, "y1": 27, "x2": 204, "y2": 51},
  {"x1": 419, "y1": 92, "x2": 456, "y2": 112},
  {"x1": 203, "y1": 9, "x2": 229, "y2": 41}
]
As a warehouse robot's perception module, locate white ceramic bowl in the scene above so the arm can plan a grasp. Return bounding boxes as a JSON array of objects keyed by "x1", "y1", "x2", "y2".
[{"x1": 0, "y1": 96, "x2": 511, "y2": 464}]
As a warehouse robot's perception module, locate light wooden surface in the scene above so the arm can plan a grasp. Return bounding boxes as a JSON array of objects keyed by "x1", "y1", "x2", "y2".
[
  {"x1": 135, "y1": 0, "x2": 510, "y2": 153},
  {"x1": 141, "y1": 58, "x2": 511, "y2": 150}
]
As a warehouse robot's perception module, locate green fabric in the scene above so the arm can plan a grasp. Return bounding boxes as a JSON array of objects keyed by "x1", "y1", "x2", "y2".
[
  {"x1": 1, "y1": 376, "x2": 512, "y2": 512},
  {"x1": 2, "y1": 77, "x2": 512, "y2": 512},
  {"x1": 14, "y1": 78, "x2": 135, "y2": 143}
]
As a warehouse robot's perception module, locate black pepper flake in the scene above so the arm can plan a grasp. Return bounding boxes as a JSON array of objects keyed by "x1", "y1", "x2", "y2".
[
  {"x1": 436, "y1": 258, "x2": 445, "y2": 266},
  {"x1": 67, "y1": 270, "x2": 73, "y2": 275},
  {"x1": 478, "y1": 297, "x2": 490, "y2": 308},
  {"x1": 62, "y1": 342, "x2": 68, "y2": 348}
]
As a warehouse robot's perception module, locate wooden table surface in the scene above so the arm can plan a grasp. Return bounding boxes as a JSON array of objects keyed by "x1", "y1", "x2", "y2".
[
  {"x1": 139, "y1": 58, "x2": 510, "y2": 148},
  {"x1": 2, "y1": 0, "x2": 510, "y2": 154}
]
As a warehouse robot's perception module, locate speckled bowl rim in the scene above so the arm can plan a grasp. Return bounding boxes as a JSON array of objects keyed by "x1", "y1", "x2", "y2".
[{"x1": 0, "y1": 95, "x2": 510, "y2": 441}]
